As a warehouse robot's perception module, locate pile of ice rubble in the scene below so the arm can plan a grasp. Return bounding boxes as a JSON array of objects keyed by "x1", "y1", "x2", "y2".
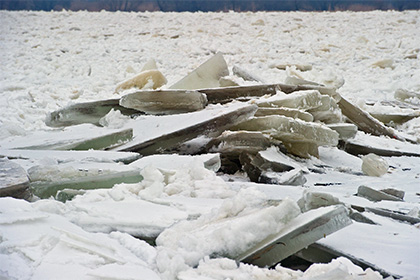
[{"x1": 1, "y1": 53, "x2": 420, "y2": 280}]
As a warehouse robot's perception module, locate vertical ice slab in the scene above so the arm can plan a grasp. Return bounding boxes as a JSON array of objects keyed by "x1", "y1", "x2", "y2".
[{"x1": 169, "y1": 52, "x2": 229, "y2": 90}]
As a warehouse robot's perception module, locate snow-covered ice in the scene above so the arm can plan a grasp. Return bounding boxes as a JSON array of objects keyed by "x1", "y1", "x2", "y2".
[{"x1": 1, "y1": 9, "x2": 420, "y2": 280}]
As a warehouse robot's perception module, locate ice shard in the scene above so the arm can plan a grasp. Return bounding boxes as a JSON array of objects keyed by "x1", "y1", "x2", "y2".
[
  {"x1": 255, "y1": 107, "x2": 314, "y2": 122},
  {"x1": 0, "y1": 159, "x2": 31, "y2": 199},
  {"x1": 46, "y1": 99, "x2": 139, "y2": 127},
  {"x1": 257, "y1": 90, "x2": 324, "y2": 111},
  {"x1": 236, "y1": 205, "x2": 352, "y2": 267},
  {"x1": 119, "y1": 89, "x2": 208, "y2": 115},
  {"x1": 169, "y1": 52, "x2": 229, "y2": 90}
]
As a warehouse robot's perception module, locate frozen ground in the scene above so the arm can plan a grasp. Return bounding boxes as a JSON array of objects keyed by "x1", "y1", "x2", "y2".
[{"x1": 0, "y1": 10, "x2": 420, "y2": 280}]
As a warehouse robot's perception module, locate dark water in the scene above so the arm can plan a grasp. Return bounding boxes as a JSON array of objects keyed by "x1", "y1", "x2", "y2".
[{"x1": 1, "y1": 0, "x2": 419, "y2": 12}]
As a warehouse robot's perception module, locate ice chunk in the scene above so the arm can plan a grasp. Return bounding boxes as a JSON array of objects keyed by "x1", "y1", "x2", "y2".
[
  {"x1": 257, "y1": 90, "x2": 324, "y2": 111},
  {"x1": 239, "y1": 150, "x2": 306, "y2": 185},
  {"x1": 255, "y1": 107, "x2": 314, "y2": 122},
  {"x1": 0, "y1": 159, "x2": 31, "y2": 199},
  {"x1": 357, "y1": 185, "x2": 403, "y2": 202},
  {"x1": 297, "y1": 190, "x2": 341, "y2": 212},
  {"x1": 119, "y1": 89, "x2": 207, "y2": 115},
  {"x1": 257, "y1": 146, "x2": 306, "y2": 171},
  {"x1": 327, "y1": 123, "x2": 358, "y2": 140},
  {"x1": 233, "y1": 115, "x2": 339, "y2": 157},
  {"x1": 380, "y1": 188, "x2": 405, "y2": 200},
  {"x1": 361, "y1": 153, "x2": 388, "y2": 177},
  {"x1": 45, "y1": 99, "x2": 139, "y2": 127},
  {"x1": 170, "y1": 52, "x2": 229, "y2": 90},
  {"x1": 261, "y1": 169, "x2": 307, "y2": 186},
  {"x1": 372, "y1": 58, "x2": 394, "y2": 69},
  {"x1": 206, "y1": 130, "x2": 271, "y2": 156},
  {"x1": 115, "y1": 69, "x2": 167, "y2": 92},
  {"x1": 308, "y1": 94, "x2": 344, "y2": 124}
]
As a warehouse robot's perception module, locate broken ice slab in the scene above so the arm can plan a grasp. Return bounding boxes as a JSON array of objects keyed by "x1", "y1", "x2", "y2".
[
  {"x1": 0, "y1": 149, "x2": 140, "y2": 164},
  {"x1": 257, "y1": 90, "x2": 324, "y2": 111},
  {"x1": 0, "y1": 159, "x2": 31, "y2": 199},
  {"x1": 119, "y1": 89, "x2": 207, "y2": 115},
  {"x1": 198, "y1": 83, "x2": 339, "y2": 105},
  {"x1": 233, "y1": 115, "x2": 339, "y2": 149},
  {"x1": 364, "y1": 207, "x2": 420, "y2": 225},
  {"x1": 115, "y1": 69, "x2": 167, "y2": 93},
  {"x1": 129, "y1": 153, "x2": 221, "y2": 172},
  {"x1": 236, "y1": 205, "x2": 351, "y2": 267},
  {"x1": 255, "y1": 107, "x2": 314, "y2": 122},
  {"x1": 337, "y1": 96, "x2": 404, "y2": 140},
  {"x1": 239, "y1": 151, "x2": 306, "y2": 185},
  {"x1": 31, "y1": 169, "x2": 143, "y2": 199},
  {"x1": 46, "y1": 99, "x2": 139, "y2": 127},
  {"x1": 339, "y1": 132, "x2": 420, "y2": 157},
  {"x1": 357, "y1": 185, "x2": 403, "y2": 202},
  {"x1": 169, "y1": 52, "x2": 229, "y2": 90},
  {"x1": 326, "y1": 123, "x2": 357, "y2": 140},
  {"x1": 206, "y1": 131, "x2": 271, "y2": 156},
  {"x1": 113, "y1": 102, "x2": 258, "y2": 155},
  {"x1": 0, "y1": 124, "x2": 133, "y2": 151}
]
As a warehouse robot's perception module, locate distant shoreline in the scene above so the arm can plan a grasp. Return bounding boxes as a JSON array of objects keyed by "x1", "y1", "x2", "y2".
[{"x1": 1, "y1": 0, "x2": 419, "y2": 12}]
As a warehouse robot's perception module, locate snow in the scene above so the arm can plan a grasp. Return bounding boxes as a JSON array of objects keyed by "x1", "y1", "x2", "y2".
[{"x1": 1, "y1": 9, "x2": 420, "y2": 280}]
